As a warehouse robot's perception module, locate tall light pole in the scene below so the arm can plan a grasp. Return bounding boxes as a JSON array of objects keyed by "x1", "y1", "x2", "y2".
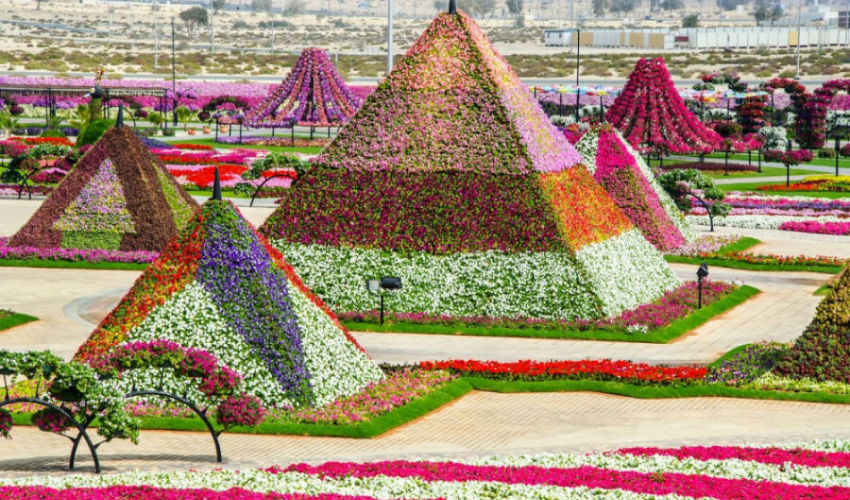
[
  {"x1": 171, "y1": 16, "x2": 177, "y2": 127},
  {"x1": 154, "y1": 0, "x2": 159, "y2": 71},
  {"x1": 210, "y1": 6, "x2": 215, "y2": 53},
  {"x1": 794, "y1": 0, "x2": 802, "y2": 80},
  {"x1": 387, "y1": 0, "x2": 393, "y2": 76}
]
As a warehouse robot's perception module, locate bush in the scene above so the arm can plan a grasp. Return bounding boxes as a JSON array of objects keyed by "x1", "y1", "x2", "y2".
[
  {"x1": 841, "y1": 143, "x2": 850, "y2": 158},
  {"x1": 818, "y1": 149, "x2": 836, "y2": 159},
  {"x1": 75, "y1": 119, "x2": 115, "y2": 147},
  {"x1": 40, "y1": 129, "x2": 67, "y2": 139}
]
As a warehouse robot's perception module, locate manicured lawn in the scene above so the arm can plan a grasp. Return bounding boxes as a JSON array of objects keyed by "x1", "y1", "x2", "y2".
[
  {"x1": 0, "y1": 312, "x2": 38, "y2": 332},
  {"x1": 168, "y1": 137, "x2": 324, "y2": 155},
  {"x1": 664, "y1": 255, "x2": 844, "y2": 273},
  {"x1": 342, "y1": 286, "x2": 760, "y2": 343},
  {"x1": 702, "y1": 151, "x2": 850, "y2": 169},
  {"x1": 0, "y1": 259, "x2": 148, "y2": 271},
  {"x1": 719, "y1": 181, "x2": 850, "y2": 198}
]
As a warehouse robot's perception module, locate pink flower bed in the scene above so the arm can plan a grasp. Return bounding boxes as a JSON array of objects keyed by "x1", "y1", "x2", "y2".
[
  {"x1": 779, "y1": 220, "x2": 850, "y2": 235},
  {"x1": 278, "y1": 459, "x2": 850, "y2": 499},
  {"x1": 617, "y1": 444, "x2": 850, "y2": 469},
  {"x1": 0, "y1": 236, "x2": 157, "y2": 263},
  {"x1": 0, "y1": 486, "x2": 391, "y2": 500},
  {"x1": 593, "y1": 127, "x2": 685, "y2": 250}
]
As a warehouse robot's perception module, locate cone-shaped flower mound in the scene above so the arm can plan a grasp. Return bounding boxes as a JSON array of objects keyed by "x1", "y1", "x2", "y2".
[
  {"x1": 606, "y1": 57, "x2": 723, "y2": 155},
  {"x1": 76, "y1": 200, "x2": 383, "y2": 407},
  {"x1": 261, "y1": 10, "x2": 680, "y2": 321},
  {"x1": 235, "y1": 48, "x2": 362, "y2": 129},
  {"x1": 575, "y1": 124, "x2": 699, "y2": 251},
  {"x1": 9, "y1": 126, "x2": 197, "y2": 251}
]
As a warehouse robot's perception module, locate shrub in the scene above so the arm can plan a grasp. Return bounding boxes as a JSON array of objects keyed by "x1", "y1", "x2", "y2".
[
  {"x1": 818, "y1": 149, "x2": 836, "y2": 159},
  {"x1": 76, "y1": 119, "x2": 115, "y2": 147},
  {"x1": 40, "y1": 129, "x2": 67, "y2": 139}
]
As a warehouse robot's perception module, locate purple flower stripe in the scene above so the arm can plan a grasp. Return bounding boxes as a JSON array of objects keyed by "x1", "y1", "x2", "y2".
[{"x1": 197, "y1": 203, "x2": 313, "y2": 404}]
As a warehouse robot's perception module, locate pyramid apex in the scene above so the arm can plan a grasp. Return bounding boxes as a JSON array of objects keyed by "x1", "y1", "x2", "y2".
[
  {"x1": 211, "y1": 166, "x2": 222, "y2": 201},
  {"x1": 449, "y1": 0, "x2": 457, "y2": 14}
]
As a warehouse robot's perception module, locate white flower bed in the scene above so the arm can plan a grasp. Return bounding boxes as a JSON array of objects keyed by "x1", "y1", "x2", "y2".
[
  {"x1": 686, "y1": 214, "x2": 850, "y2": 230},
  {"x1": 275, "y1": 237, "x2": 679, "y2": 320}
]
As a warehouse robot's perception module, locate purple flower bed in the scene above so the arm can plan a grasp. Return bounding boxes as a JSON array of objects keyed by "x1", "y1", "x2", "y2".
[
  {"x1": 0, "y1": 236, "x2": 157, "y2": 263},
  {"x1": 197, "y1": 202, "x2": 312, "y2": 405}
]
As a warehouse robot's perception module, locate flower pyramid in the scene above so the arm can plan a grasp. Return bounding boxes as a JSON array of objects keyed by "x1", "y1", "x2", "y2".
[
  {"x1": 9, "y1": 126, "x2": 197, "y2": 251},
  {"x1": 606, "y1": 57, "x2": 723, "y2": 154},
  {"x1": 238, "y1": 48, "x2": 362, "y2": 129},
  {"x1": 575, "y1": 124, "x2": 699, "y2": 251},
  {"x1": 260, "y1": 9, "x2": 680, "y2": 322},
  {"x1": 75, "y1": 199, "x2": 384, "y2": 407}
]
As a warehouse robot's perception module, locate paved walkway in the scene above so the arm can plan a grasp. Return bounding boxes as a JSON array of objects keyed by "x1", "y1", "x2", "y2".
[{"x1": 4, "y1": 392, "x2": 850, "y2": 476}]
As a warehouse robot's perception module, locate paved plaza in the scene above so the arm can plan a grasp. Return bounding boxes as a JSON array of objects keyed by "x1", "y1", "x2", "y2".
[{"x1": 0, "y1": 197, "x2": 847, "y2": 476}]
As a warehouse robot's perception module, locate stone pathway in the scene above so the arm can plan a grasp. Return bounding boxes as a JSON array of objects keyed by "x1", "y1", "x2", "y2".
[{"x1": 3, "y1": 392, "x2": 850, "y2": 476}]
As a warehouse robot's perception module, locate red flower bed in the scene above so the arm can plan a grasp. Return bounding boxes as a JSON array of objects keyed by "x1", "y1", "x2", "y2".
[
  {"x1": 11, "y1": 136, "x2": 75, "y2": 147},
  {"x1": 175, "y1": 144, "x2": 214, "y2": 150},
  {"x1": 158, "y1": 154, "x2": 222, "y2": 165},
  {"x1": 420, "y1": 359, "x2": 706, "y2": 384}
]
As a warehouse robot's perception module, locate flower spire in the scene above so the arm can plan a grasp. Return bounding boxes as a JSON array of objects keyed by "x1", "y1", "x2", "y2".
[
  {"x1": 211, "y1": 166, "x2": 222, "y2": 201},
  {"x1": 115, "y1": 103, "x2": 124, "y2": 128},
  {"x1": 449, "y1": 0, "x2": 457, "y2": 14}
]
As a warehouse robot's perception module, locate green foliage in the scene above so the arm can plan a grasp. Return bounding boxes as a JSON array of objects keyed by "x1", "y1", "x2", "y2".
[
  {"x1": 61, "y1": 231, "x2": 123, "y2": 250},
  {"x1": 234, "y1": 152, "x2": 303, "y2": 200},
  {"x1": 592, "y1": 0, "x2": 610, "y2": 16},
  {"x1": 147, "y1": 111, "x2": 165, "y2": 129},
  {"x1": 660, "y1": 0, "x2": 683, "y2": 9},
  {"x1": 68, "y1": 104, "x2": 91, "y2": 132},
  {"x1": 76, "y1": 119, "x2": 115, "y2": 147},
  {"x1": 0, "y1": 155, "x2": 42, "y2": 199},
  {"x1": 682, "y1": 14, "x2": 699, "y2": 27},
  {"x1": 657, "y1": 169, "x2": 730, "y2": 230},
  {"x1": 0, "y1": 111, "x2": 20, "y2": 135},
  {"x1": 611, "y1": 0, "x2": 637, "y2": 12},
  {"x1": 179, "y1": 6, "x2": 209, "y2": 37},
  {"x1": 40, "y1": 128, "x2": 67, "y2": 139},
  {"x1": 0, "y1": 312, "x2": 38, "y2": 332},
  {"x1": 175, "y1": 105, "x2": 195, "y2": 130},
  {"x1": 506, "y1": 0, "x2": 524, "y2": 15}
]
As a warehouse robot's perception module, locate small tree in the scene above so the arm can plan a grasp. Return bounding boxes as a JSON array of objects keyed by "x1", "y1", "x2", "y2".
[
  {"x1": 1, "y1": 156, "x2": 44, "y2": 200},
  {"x1": 658, "y1": 169, "x2": 730, "y2": 232},
  {"x1": 0, "y1": 111, "x2": 20, "y2": 136},
  {"x1": 179, "y1": 6, "x2": 209, "y2": 37},
  {"x1": 212, "y1": 0, "x2": 226, "y2": 12},
  {"x1": 147, "y1": 111, "x2": 165, "y2": 133},
  {"x1": 763, "y1": 148, "x2": 814, "y2": 187},
  {"x1": 592, "y1": 0, "x2": 610, "y2": 16},
  {"x1": 660, "y1": 0, "x2": 683, "y2": 10},
  {"x1": 506, "y1": 0, "x2": 524, "y2": 25},
  {"x1": 234, "y1": 152, "x2": 304, "y2": 206},
  {"x1": 175, "y1": 106, "x2": 195, "y2": 130},
  {"x1": 682, "y1": 14, "x2": 699, "y2": 27},
  {"x1": 611, "y1": 0, "x2": 637, "y2": 13}
]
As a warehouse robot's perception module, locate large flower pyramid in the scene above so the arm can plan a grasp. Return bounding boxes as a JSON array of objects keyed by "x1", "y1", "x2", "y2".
[
  {"x1": 260, "y1": 8, "x2": 680, "y2": 321},
  {"x1": 606, "y1": 57, "x2": 723, "y2": 154},
  {"x1": 236, "y1": 48, "x2": 362, "y2": 129},
  {"x1": 9, "y1": 126, "x2": 197, "y2": 251},
  {"x1": 75, "y1": 199, "x2": 384, "y2": 407},
  {"x1": 575, "y1": 124, "x2": 699, "y2": 251}
]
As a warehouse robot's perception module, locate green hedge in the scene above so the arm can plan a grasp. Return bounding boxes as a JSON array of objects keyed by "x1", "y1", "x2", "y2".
[{"x1": 344, "y1": 285, "x2": 760, "y2": 343}]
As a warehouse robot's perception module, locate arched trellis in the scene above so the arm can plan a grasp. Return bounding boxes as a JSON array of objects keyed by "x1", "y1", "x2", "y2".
[
  {"x1": 0, "y1": 395, "x2": 101, "y2": 473},
  {"x1": 69, "y1": 386, "x2": 222, "y2": 468}
]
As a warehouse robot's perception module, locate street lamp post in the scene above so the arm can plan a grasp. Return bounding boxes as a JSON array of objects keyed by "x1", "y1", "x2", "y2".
[
  {"x1": 575, "y1": 29, "x2": 580, "y2": 123},
  {"x1": 387, "y1": 0, "x2": 394, "y2": 76},
  {"x1": 171, "y1": 16, "x2": 177, "y2": 127},
  {"x1": 794, "y1": 0, "x2": 802, "y2": 80}
]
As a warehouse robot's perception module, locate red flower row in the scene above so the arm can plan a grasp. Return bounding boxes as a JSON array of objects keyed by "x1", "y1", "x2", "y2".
[{"x1": 420, "y1": 359, "x2": 706, "y2": 383}]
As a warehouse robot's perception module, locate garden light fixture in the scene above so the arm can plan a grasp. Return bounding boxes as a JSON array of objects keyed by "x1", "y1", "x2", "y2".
[
  {"x1": 365, "y1": 277, "x2": 403, "y2": 325},
  {"x1": 696, "y1": 262, "x2": 709, "y2": 309}
]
